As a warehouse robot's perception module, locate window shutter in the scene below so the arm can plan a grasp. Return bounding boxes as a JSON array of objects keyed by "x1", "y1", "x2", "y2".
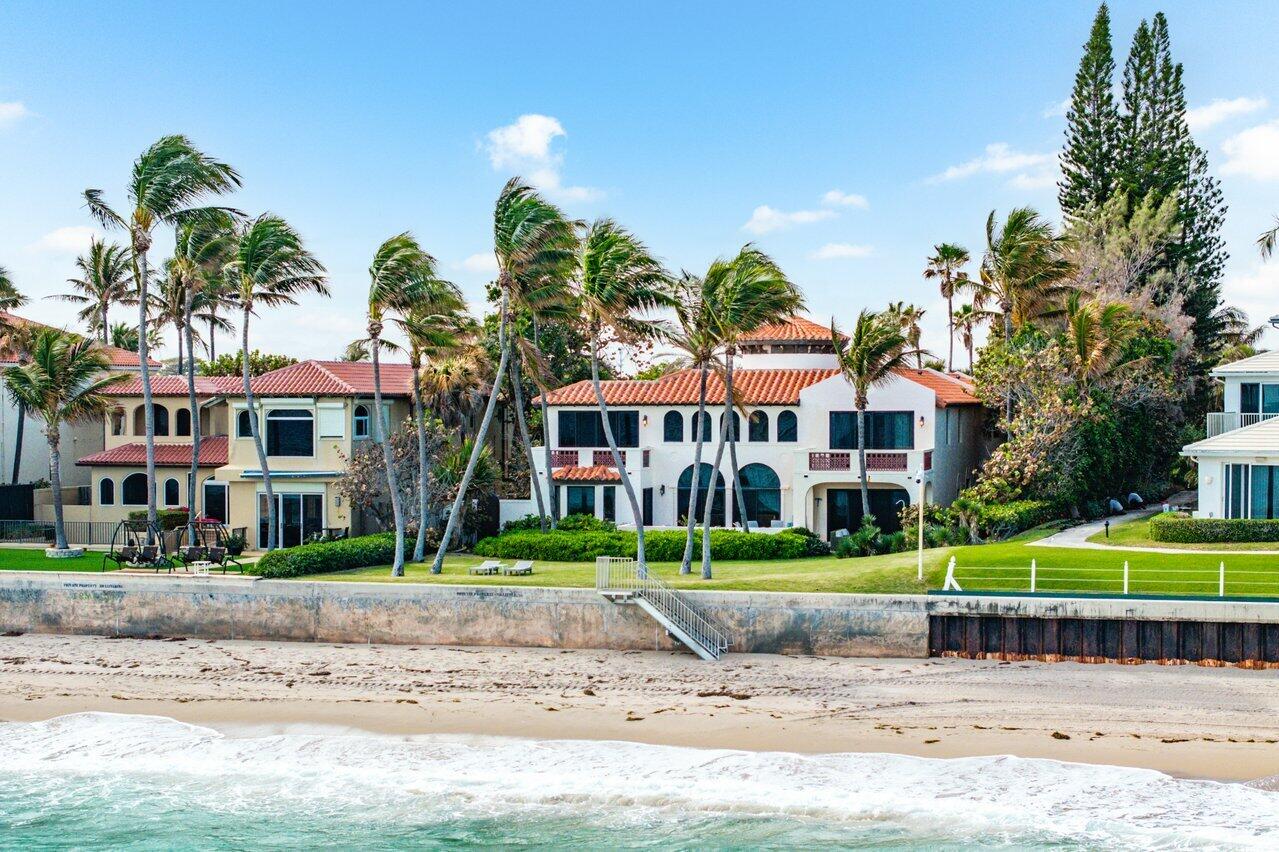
[{"x1": 317, "y1": 404, "x2": 345, "y2": 438}]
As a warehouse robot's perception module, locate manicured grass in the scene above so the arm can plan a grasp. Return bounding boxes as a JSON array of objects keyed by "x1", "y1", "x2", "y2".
[
  {"x1": 1085, "y1": 516, "x2": 1279, "y2": 551},
  {"x1": 0, "y1": 546, "x2": 106, "y2": 572}
]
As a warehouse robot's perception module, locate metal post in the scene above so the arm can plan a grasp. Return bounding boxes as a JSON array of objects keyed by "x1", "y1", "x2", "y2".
[
  {"x1": 1123, "y1": 560, "x2": 1129, "y2": 595},
  {"x1": 915, "y1": 468, "x2": 925, "y2": 582},
  {"x1": 1030, "y1": 558, "x2": 1036, "y2": 593},
  {"x1": 1220, "y1": 561, "x2": 1226, "y2": 597}
]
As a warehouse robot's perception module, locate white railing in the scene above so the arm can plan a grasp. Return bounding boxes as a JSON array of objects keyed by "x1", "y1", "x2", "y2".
[
  {"x1": 596, "y1": 556, "x2": 729, "y2": 659},
  {"x1": 1206, "y1": 411, "x2": 1277, "y2": 437},
  {"x1": 936, "y1": 557, "x2": 1276, "y2": 598}
]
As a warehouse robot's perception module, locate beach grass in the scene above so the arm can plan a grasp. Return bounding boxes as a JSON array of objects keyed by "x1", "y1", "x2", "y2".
[{"x1": 1085, "y1": 516, "x2": 1279, "y2": 551}]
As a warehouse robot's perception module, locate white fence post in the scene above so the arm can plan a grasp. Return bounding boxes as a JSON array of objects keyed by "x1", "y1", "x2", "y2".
[
  {"x1": 942, "y1": 556, "x2": 961, "y2": 591},
  {"x1": 1220, "y1": 561, "x2": 1226, "y2": 598},
  {"x1": 1123, "y1": 560, "x2": 1129, "y2": 595},
  {"x1": 1030, "y1": 558, "x2": 1037, "y2": 593}
]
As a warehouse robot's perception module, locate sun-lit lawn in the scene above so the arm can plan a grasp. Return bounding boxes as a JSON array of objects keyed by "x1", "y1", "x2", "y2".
[
  {"x1": 1085, "y1": 516, "x2": 1279, "y2": 552},
  {"x1": 0, "y1": 546, "x2": 106, "y2": 572}
]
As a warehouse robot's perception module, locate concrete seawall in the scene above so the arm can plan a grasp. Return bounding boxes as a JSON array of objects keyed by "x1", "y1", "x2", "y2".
[{"x1": 0, "y1": 573, "x2": 930, "y2": 658}]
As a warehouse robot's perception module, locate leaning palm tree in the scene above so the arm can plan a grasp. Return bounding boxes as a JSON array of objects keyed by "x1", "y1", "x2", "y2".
[
  {"x1": 432, "y1": 178, "x2": 577, "y2": 573},
  {"x1": 1061, "y1": 293, "x2": 1138, "y2": 390},
  {"x1": 951, "y1": 303, "x2": 984, "y2": 373},
  {"x1": 3, "y1": 329, "x2": 125, "y2": 550},
  {"x1": 578, "y1": 219, "x2": 673, "y2": 568},
  {"x1": 226, "y1": 215, "x2": 327, "y2": 550},
  {"x1": 923, "y1": 243, "x2": 971, "y2": 372},
  {"x1": 831, "y1": 311, "x2": 921, "y2": 523},
  {"x1": 54, "y1": 240, "x2": 135, "y2": 344},
  {"x1": 84, "y1": 135, "x2": 240, "y2": 532}
]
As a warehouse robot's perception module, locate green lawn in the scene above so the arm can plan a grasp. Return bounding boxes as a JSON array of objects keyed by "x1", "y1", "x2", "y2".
[
  {"x1": 0, "y1": 547, "x2": 106, "y2": 572},
  {"x1": 307, "y1": 528, "x2": 1279, "y2": 598},
  {"x1": 1085, "y1": 516, "x2": 1279, "y2": 552}
]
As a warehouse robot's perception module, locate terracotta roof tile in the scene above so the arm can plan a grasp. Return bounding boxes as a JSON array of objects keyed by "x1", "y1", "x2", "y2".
[
  {"x1": 250, "y1": 360, "x2": 416, "y2": 397},
  {"x1": 538, "y1": 368, "x2": 840, "y2": 406},
  {"x1": 0, "y1": 311, "x2": 160, "y2": 368},
  {"x1": 77, "y1": 436, "x2": 228, "y2": 467},
  {"x1": 552, "y1": 465, "x2": 621, "y2": 482},
  {"x1": 741, "y1": 315, "x2": 840, "y2": 343},
  {"x1": 895, "y1": 368, "x2": 981, "y2": 407},
  {"x1": 104, "y1": 375, "x2": 245, "y2": 397}
]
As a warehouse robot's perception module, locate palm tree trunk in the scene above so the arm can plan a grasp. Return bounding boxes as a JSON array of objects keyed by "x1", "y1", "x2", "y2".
[
  {"x1": 183, "y1": 289, "x2": 201, "y2": 547},
  {"x1": 370, "y1": 335, "x2": 406, "y2": 576},
  {"x1": 208, "y1": 314, "x2": 216, "y2": 361},
  {"x1": 411, "y1": 363, "x2": 430, "y2": 562},
  {"x1": 509, "y1": 356, "x2": 547, "y2": 531},
  {"x1": 679, "y1": 366, "x2": 709, "y2": 574},
  {"x1": 175, "y1": 325, "x2": 184, "y2": 375},
  {"x1": 533, "y1": 317, "x2": 558, "y2": 528},
  {"x1": 725, "y1": 350, "x2": 750, "y2": 531},
  {"x1": 946, "y1": 291, "x2": 954, "y2": 373},
  {"x1": 432, "y1": 293, "x2": 511, "y2": 574},
  {"x1": 1003, "y1": 307, "x2": 1013, "y2": 424},
  {"x1": 589, "y1": 336, "x2": 646, "y2": 566},
  {"x1": 136, "y1": 249, "x2": 158, "y2": 534},
  {"x1": 968, "y1": 334, "x2": 974, "y2": 373},
  {"x1": 11, "y1": 400, "x2": 25, "y2": 484},
  {"x1": 857, "y1": 406, "x2": 871, "y2": 521},
  {"x1": 241, "y1": 306, "x2": 276, "y2": 550},
  {"x1": 699, "y1": 400, "x2": 730, "y2": 580},
  {"x1": 47, "y1": 429, "x2": 67, "y2": 550},
  {"x1": 101, "y1": 303, "x2": 109, "y2": 345}
]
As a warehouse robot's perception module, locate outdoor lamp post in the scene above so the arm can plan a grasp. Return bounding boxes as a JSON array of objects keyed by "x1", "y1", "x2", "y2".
[{"x1": 914, "y1": 467, "x2": 925, "y2": 582}]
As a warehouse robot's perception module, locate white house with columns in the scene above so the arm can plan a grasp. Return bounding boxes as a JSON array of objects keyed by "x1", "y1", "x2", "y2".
[{"x1": 500, "y1": 316, "x2": 987, "y2": 539}]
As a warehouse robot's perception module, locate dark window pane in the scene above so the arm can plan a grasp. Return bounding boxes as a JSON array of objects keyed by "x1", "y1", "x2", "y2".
[
  {"x1": 663, "y1": 410, "x2": 683, "y2": 442},
  {"x1": 692, "y1": 412, "x2": 713, "y2": 442},
  {"x1": 777, "y1": 411, "x2": 797, "y2": 442},
  {"x1": 829, "y1": 411, "x2": 914, "y2": 450},
  {"x1": 122, "y1": 473, "x2": 147, "y2": 505},
  {"x1": 677, "y1": 463, "x2": 725, "y2": 526},
  {"x1": 163, "y1": 478, "x2": 179, "y2": 506},
  {"x1": 830, "y1": 412, "x2": 855, "y2": 449},
  {"x1": 238, "y1": 410, "x2": 253, "y2": 437},
  {"x1": 565, "y1": 485, "x2": 595, "y2": 516},
  {"x1": 748, "y1": 411, "x2": 768, "y2": 442},
  {"x1": 557, "y1": 410, "x2": 639, "y2": 447},
  {"x1": 1241, "y1": 384, "x2": 1260, "y2": 414},
  {"x1": 176, "y1": 408, "x2": 191, "y2": 436},
  {"x1": 203, "y1": 482, "x2": 227, "y2": 523},
  {"x1": 266, "y1": 410, "x2": 314, "y2": 457},
  {"x1": 1264, "y1": 386, "x2": 1279, "y2": 415},
  {"x1": 99, "y1": 479, "x2": 114, "y2": 506},
  {"x1": 153, "y1": 405, "x2": 169, "y2": 436},
  {"x1": 603, "y1": 486, "x2": 616, "y2": 522}
]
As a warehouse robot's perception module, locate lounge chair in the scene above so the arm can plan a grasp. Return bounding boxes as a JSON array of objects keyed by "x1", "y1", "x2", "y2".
[
  {"x1": 207, "y1": 546, "x2": 243, "y2": 574},
  {"x1": 175, "y1": 545, "x2": 208, "y2": 569},
  {"x1": 503, "y1": 560, "x2": 534, "y2": 576},
  {"x1": 468, "y1": 560, "x2": 503, "y2": 576},
  {"x1": 101, "y1": 544, "x2": 139, "y2": 572},
  {"x1": 138, "y1": 545, "x2": 172, "y2": 573}
]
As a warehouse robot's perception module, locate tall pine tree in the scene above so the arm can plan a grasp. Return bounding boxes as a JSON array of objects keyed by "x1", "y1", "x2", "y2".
[{"x1": 1058, "y1": 3, "x2": 1120, "y2": 218}]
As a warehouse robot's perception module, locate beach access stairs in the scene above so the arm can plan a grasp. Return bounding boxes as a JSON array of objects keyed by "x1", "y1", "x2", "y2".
[{"x1": 595, "y1": 556, "x2": 730, "y2": 661}]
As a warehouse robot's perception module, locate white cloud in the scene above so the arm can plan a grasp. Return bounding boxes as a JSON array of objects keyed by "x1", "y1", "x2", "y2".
[
  {"x1": 27, "y1": 226, "x2": 99, "y2": 254},
  {"x1": 821, "y1": 189, "x2": 869, "y2": 209},
  {"x1": 1221, "y1": 120, "x2": 1279, "y2": 180},
  {"x1": 483, "y1": 113, "x2": 600, "y2": 203},
  {"x1": 810, "y1": 242, "x2": 873, "y2": 260},
  {"x1": 1222, "y1": 263, "x2": 1279, "y2": 346},
  {"x1": 741, "y1": 205, "x2": 835, "y2": 235},
  {"x1": 1187, "y1": 97, "x2": 1267, "y2": 131},
  {"x1": 1042, "y1": 97, "x2": 1071, "y2": 119},
  {"x1": 1008, "y1": 168, "x2": 1060, "y2": 190},
  {"x1": 928, "y1": 143, "x2": 1055, "y2": 184},
  {"x1": 458, "y1": 252, "x2": 498, "y2": 274},
  {"x1": 0, "y1": 101, "x2": 30, "y2": 128}
]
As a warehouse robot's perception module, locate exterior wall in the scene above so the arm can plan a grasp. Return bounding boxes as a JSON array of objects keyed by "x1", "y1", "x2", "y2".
[
  {"x1": 105, "y1": 394, "x2": 226, "y2": 449},
  {"x1": 0, "y1": 384, "x2": 101, "y2": 488},
  {"x1": 1195, "y1": 458, "x2": 1225, "y2": 518},
  {"x1": 930, "y1": 404, "x2": 984, "y2": 504}
]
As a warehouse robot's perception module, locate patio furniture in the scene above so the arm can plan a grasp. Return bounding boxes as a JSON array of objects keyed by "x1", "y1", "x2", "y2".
[
  {"x1": 502, "y1": 560, "x2": 534, "y2": 576},
  {"x1": 174, "y1": 545, "x2": 208, "y2": 569},
  {"x1": 206, "y1": 546, "x2": 243, "y2": 574},
  {"x1": 468, "y1": 560, "x2": 503, "y2": 575},
  {"x1": 190, "y1": 561, "x2": 212, "y2": 577}
]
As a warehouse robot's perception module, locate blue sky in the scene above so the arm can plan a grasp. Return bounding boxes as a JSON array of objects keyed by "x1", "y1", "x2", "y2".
[{"x1": 2, "y1": 1, "x2": 1278, "y2": 362}]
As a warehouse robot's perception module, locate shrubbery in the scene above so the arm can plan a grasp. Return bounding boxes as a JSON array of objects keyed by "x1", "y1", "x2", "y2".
[
  {"x1": 247, "y1": 532, "x2": 406, "y2": 578},
  {"x1": 975, "y1": 499, "x2": 1056, "y2": 539},
  {"x1": 1149, "y1": 513, "x2": 1279, "y2": 544},
  {"x1": 474, "y1": 527, "x2": 817, "y2": 562},
  {"x1": 128, "y1": 508, "x2": 190, "y2": 531},
  {"x1": 502, "y1": 513, "x2": 617, "y2": 533}
]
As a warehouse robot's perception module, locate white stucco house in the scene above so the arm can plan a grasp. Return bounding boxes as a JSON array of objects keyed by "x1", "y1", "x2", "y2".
[
  {"x1": 500, "y1": 316, "x2": 988, "y2": 539},
  {"x1": 1182, "y1": 351, "x2": 1279, "y2": 519}
]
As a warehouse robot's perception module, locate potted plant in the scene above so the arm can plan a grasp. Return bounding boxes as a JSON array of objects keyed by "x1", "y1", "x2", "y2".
[{"x1": 223, "y1": 532, "x2": 247, "y2": 556}]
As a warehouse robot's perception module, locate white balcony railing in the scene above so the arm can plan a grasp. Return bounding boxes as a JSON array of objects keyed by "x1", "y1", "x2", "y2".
[{"x1": 1206, "y1": 412, "x2": 1277, "y2": 438}]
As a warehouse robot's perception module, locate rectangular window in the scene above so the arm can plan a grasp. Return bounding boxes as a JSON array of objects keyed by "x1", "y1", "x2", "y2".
[
  {"x1": 557, "y1": 410, "x2": 639, "y2": 448},
  {"x1": 1241, "y1": 383, "x2": 1261, "y2": 414},
  {"x1": 602, "y1": 486, "x2": 616, "y2": 522},
  {"x1": 236, "y1": 409, "x2": 254, "y2": 438},
  {"x1": 829, "y1": 411, "x2": 914, "y2": 450},
  {"x1": 202, "y1": 481, "x2": 228, "y2": 524},
  {"x1": 1249, "y1": 465, "x2": 1279, "y2": 519},
  {"x1": 266, "y1": 410, "x2": 314, "y2": 457},
  {"x1": 642, "y1": 487, "x2": 653, "y2": 526},
  {"x1": 1228, "y1": 464, "x2": 1249, "y2": 519},
  {"x1": 1264, "y1": 386, "x2": 1279, "y2": 415},
  {"x1": 565, "y1": 485, "x2": 595, "y2": 516}
]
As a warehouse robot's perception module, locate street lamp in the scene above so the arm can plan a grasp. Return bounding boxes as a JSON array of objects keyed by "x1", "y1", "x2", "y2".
[{"x1": 914, "y1": 468, "x2": 925, "y2": 582}]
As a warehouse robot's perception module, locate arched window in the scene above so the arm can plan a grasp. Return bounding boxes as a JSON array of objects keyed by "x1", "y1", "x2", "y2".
[
  {"x1": 691, "y1": 412, "x2": 712, "y2": 442},
  {"x1": 733, "y1": 464, "x2": 782, "y2": 529},
  {"x1": 677, "y1": 463, "x2": 725, "y2": 527},
  {"x1": 132, "y1": 405, "x2": 146, "y2": 435},
  {"x1": 176, "y1": 408, "x2": 192, "y2": 436},
  {"x1": 122, "y1": 473, "x2": 148, "y2": 506},
  {"x1": 748, "y1": 411, "x2": 769, "y2": 442},
  {"x1": 110, "y1": 408, "x2": 125, "y2": 436},
  {"x1": 353, "y1": 404, "x2": 370, "y2": 439},
  {"x1": 777, "y1": 410, "x2": 798, "y2": 442},
  {"x1": 662, "y1": 410, "x2": 683, "y2": 442},
  {"x1": 153, "y1": 405, "x2": 169, "y2": 436},
  {"x1": 267, "y1": 409, "x2": 314, "y2": 457},
  {"x1": 720, "y1": 411, "x2": 740, "y2": 440},
  {"x1": 99, "y1": 478, "x2": 115, "y2": 506},
  {"x1": 163, "y1": 477, "x2": 180, "y2": 506},
  {"x1": 237, "y1": 409, "x2": 253, "y2": 438}
]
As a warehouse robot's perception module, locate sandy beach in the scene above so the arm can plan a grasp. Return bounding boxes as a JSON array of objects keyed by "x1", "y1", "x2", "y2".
[{"x1": 1, "y1": 632, "x2": 1276, "y2": 782}]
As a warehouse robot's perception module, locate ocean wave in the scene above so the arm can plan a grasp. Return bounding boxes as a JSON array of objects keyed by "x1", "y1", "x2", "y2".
[{"x1": 3, "y1": 713, "x2": 1277, "y2": 849}]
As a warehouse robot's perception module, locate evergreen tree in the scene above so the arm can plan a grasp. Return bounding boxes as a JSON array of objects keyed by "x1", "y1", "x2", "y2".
[{"x1": 1058, "y1": 3, "x2": 1120, "y2": 217}]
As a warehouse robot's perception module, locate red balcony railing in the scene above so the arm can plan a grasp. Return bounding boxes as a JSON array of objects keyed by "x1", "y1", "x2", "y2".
[
  {"x1": 809, "y1": 450, "x2": 910, "y2": 472},
  {"x1": 593, "y1": 449, "x2": 623, "y2": 466},
  {"x1": 550, "y1": 450, "x2": 577, "y2": 468},
  {"x1": 809, "y1": 451, "x2": 851, "y2": 471},
  {"x1": 865, "y1": 452, "x2": 908, "y2": 471}
]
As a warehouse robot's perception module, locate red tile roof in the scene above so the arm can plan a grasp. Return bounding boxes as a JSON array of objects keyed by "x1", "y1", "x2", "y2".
[
  {"x1": 77, "y1": 436, "x2": 229, "y2": 467},
  {"x1": 897, "y1": 369, "x2": 981, "y2": 407},
  {"x1": 741, "y1": 315, "x2": 840, "y2": 343},
  {"x1": 552, "y1": 465, "x2": 621, "y2": 482},
  {"x1": 104, "y1": 375, "x2": 245, "y2": 397},
  {"x1": 0, "y1": 311, "x2": 160, "y2": 369},
  {"x1": 250, "y1": 360, "x2": 416, "y2": 397}
]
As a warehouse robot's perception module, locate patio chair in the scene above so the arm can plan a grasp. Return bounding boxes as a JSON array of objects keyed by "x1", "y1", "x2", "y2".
[
  {"x1": 139, "y1": 545, "x2": 173, "y2": 574},
  {"x1": 102, "y1": 545, "x2": 139, "y2": 571},
  {"x1": 207, "y1": 546, "x2": 243, "y2": 574},
  {"x1": 175, "y1": 545, "x2": 208, "y2": 569},
  {"x1": 468, "y1": 560, "x2": 503, "y2": 576},
  {"x1": 503, "y1": 560, "x2": 534, "y2": 576}
]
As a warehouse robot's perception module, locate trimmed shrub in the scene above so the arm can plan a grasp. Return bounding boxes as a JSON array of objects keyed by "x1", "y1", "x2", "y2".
[
  {"x1": 128, "y1": 508, "x2": 190, "y2": 531},
  {"x1": 247, "y1": 532, "x2": 406, "y2": 579},
  {"x1": 502, "y1": 514, "x2": 617, "y2": 533},
  {"x1": 1149, "y1": 513, "x2": 1279, "y2": 544},
  {"x1": 473, "y1": 528, "x2": 811, "y2": 562},
  {"x1": 976, "y1": 500, "x2": 1055, "y2": 539}
]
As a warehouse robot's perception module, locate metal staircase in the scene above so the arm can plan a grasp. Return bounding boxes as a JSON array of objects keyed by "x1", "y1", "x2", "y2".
[{"x1": 596, "y1": 556, "x2": 729, "y2": 661}]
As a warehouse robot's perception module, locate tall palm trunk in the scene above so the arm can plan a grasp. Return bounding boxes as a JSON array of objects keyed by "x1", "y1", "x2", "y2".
[
  {"x1": 1002, "y1": 302, "x2": 1013, "y2": 424},
  {"x1": 432, "y1": 292, "x2": 510, "y2": 573},
  {"x1": 11, "y1": 400, "x2": 25, "y2": 484},
  {"x1": 679, "y1": 366, "x2": 709, "y2": 574},
  {"x1": 183, "y1": 288, "x2": 202, "y2": 546},
  {"x1": 175, "y1": 323, "x2": 184, "y2": 375},
  {"x1": 208, "y1": 314, "x2": 216, "y2": 360},
  {"x1": 699, "y1": 399, "x2": 731, "y2": 580},
  {"x1": 101, "y1": 303, "x2": 109, "y2": 345},
  {"x1": 411, "y1": 362, "x2": 430, "y2": 562},
  {"x1": 509, "y1": 356, "x2": 547, "y2": 531},
  {"x1": 946, "y1": 289, "x2": 954, "y2": 373},
  {"x1": 589, "y1": 335, "x2": 646, "y2": 567},
  {"x1": 46, "y1": 428, "x2": 68, "y2": 550},
  {"x1": 241, "y1": 306, "x2": 276, "y2": 550},
  {"x1": 534, "y1": 317, "x2": 557, "y2": 527},
  {"x1": 370, "y1": 333, "x2": 407, "y2": 576},
  {"x1": 856, "y1": 403, "x2": 871, "y2": 521},
  {"x1": 724, "y1": 349, "x2": 750, "y2": 531},
  {"x1": 135, "y1": 249, "x2": 158, "y2": 533}
]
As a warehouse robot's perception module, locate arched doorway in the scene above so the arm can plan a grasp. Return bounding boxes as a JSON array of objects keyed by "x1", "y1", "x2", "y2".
[
  {"x1": 826, "y1": 487, "x2": 910, "y2": 537},
  {"x1": 677, "y1": 463, "x2": 725, "y2": 526},
  {"x1": 733, "y1": 463, "x2": 782, "y2": 528}
]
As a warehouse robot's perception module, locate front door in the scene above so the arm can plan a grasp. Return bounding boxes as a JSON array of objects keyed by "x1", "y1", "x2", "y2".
[{"x1": 258, "y1": 492, "x2": 324, "y2": 548}]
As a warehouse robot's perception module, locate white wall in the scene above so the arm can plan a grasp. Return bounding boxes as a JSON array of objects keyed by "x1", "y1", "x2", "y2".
[{"x1": 0, "y1": 384, "x2": 100, "y2": 488}]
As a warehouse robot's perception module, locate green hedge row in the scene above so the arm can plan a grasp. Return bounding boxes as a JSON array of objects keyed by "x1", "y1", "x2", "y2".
[
  {"x1": 247, "y1": 532, "x2": 406, "y2": 578},
  {"x1": 1149, "y1": 513, "x2": 1279, "y2": 543},
  {"x1": 473, "y1": 528, "x2": 817, "y2": 562},
  {"x1": 976, "y1": 499, "x2": 1056, "y2": 538}
]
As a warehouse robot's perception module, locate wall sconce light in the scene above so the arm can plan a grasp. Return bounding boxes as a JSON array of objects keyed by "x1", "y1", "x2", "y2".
[
  {"x1": 641, "y1": 414, "x2": 649, "y2": 427},
  {"x1": 659, "y1": 484, "x2": 666, "y2": 495},
  {"x1": 334, "y1": 496, "x2": 342, "y2": 507},
  {"x1": 918, "y1": 415, "x2": 926, "y2": 428}
]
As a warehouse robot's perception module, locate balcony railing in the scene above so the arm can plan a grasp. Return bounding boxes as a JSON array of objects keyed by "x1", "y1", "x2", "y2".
[
  {"x1": 1206, "y1": 411, "x2": 1277, "y2": 438},
  {"x1": 549, "y1": 450, "x2": 577, "y2": 468},
  {"x1": 809, "y1": 451, "x2": 850, "y2": 471},
  {"x1": 807, "y1": 450, "x2": 912, "y2": 472}
]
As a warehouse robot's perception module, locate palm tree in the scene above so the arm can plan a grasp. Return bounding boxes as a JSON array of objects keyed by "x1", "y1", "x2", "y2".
[
  {"x1": 1061, "y1": 293, "x2": 1137, "y2": 389},
  {"x1": 951, "y1": 303, "x2": 983, "y2": 373},
  {"x1": 923, "y1": 243, "x2": 971, "y2": 372},
  {"x1": 54, "y1": 240, "x2": 135, "y2": 344},
  {"x1": 419, "y1": 346, "x2": 489, "y2": 433},
  {"x1": 339, "y1": 340, "x2": 369, "y2": 361},
  {"x1": 84, "y1": 135, "x2": 240, "y2": 533},
  {"x1": 431, "y1": 178, "x2": 577, "y2": 574},
  {"x1": 578, "y1": 219, "x2": 673, "y2": 568},
  {"x1": 890, "y1": 303, "x2": 926, "y2": 369},
  {"x1": 0, "y1": 274, "x2": 31, "y2": 485},
  {"x1": 108, "y1": 322, "x2": 160, "y2": 351},
  {"x1": 226, "y1": 215, "x2": 327, "y2": 550},
  {"x1": 1259, "y1": 217, "x2": 1279, "y2": 259},
  {"x1": 830, "y1": 311, "x2": 921, "y2": 523},
  {"x1": 3, "y1": 329, "x2": 125, "y2": 550},
  {"x1": 0, "y1": 266, "x2": 24, "y2": 314}
]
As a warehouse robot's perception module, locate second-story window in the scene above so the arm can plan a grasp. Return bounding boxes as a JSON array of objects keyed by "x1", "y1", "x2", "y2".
[
  {"x1": 663, "y1": 410, "x2": 683, "y2": 442},
  {"x1": 353, "y1": 404, "x2": 370, "y2": 439},
  {"x1": 237, "y1": 410, "x2": 254, "y2": 438},
  {"x1": 829, "y1": 411, "x2": 914, "y2": 450},
  {"x1": 557, "y1": 410, "x2": 639, "y2": 448},
  {"x1": 777, "y1": 410, "x2": 797, "y2": 442},
  {"x1": 748, "y1": 411, "x2": 769, "y2": 442},
  {"x1": 266, "y1": 409, "x2": 314, "y2": 456},
  {"x1": 136, "y1": 404, "x2": 169, "y2": 436},
  {"x1": 176, "y1": 408, "x2": 192, "y2": 437}
]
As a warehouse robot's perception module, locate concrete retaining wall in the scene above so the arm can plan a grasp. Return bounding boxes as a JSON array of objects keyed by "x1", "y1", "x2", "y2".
[{"x1": 0, "y1": 573, "x2": 930, "y2": 658}]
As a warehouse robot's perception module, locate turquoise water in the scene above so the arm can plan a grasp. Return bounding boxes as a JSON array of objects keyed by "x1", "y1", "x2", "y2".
[{"x1": 3, "y1": 714, "x2": 1277, "y2": 850}]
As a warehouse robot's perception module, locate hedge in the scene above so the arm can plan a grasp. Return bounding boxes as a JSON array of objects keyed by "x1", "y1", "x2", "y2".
[
  {"x1": 976, "y1": 499, "x2": 1056, "y2": 538},
  {"x1": 247, "y1": 532, "x2": 406, "y2": 579},
  {"x1": 1149, "y1": 513, "x2": 1279, "y2": 544},
  {"x1": 474, "y1": 528, "x2": 814, "y2": 562}
]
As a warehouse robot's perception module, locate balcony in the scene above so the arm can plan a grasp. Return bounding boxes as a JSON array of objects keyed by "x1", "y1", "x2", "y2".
[
  {"x1": 804, "y1": 449, "x2": 931, "y2": 475},
  {"x1": 1206, "y1": 412, "x2": 1277, "y2": 438},
  {"x1": 546, "y1": 448, "x2": 638, "y2": 468}
]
